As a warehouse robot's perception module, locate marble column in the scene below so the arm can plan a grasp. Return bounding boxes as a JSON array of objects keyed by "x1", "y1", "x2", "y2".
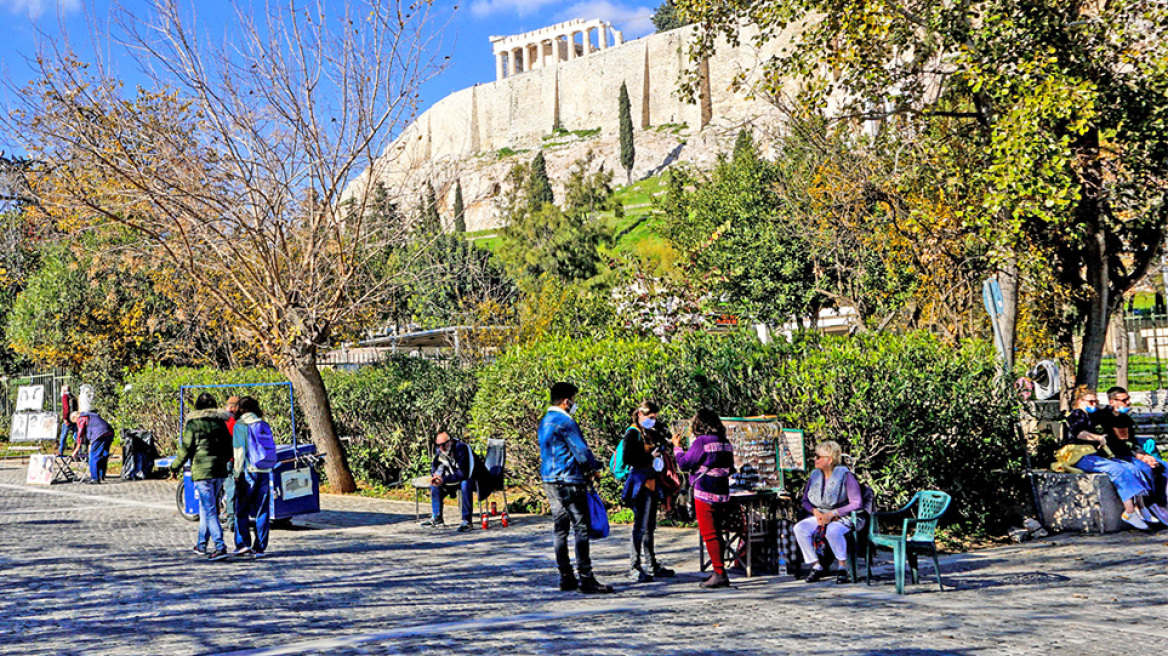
[
  {"x1": 526, "y1": 44, "x2": 536, "y2": 71},
  {"x1": 599, "y1": 25, "x2": 608, "y2": 49},
  {"x1": 496, "y1": 52, "x2": 505, "y2": 80},
  {"x1": 569, "y1": 31, "x2": 579, "y2": 59}
]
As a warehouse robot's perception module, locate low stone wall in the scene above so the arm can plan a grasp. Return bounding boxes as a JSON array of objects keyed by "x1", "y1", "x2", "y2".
[{"x1": 1033, "y1": 472, "x2": 1123, "y2": 534}]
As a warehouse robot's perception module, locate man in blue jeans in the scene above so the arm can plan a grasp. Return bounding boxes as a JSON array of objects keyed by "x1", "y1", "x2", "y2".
[
  {"x1": 233, "y1": 396, "x2": 273, "y2": 558},
  {"x1": 169, "y1": 393, "x2": 233, "y2": 561},
  {"x1": 420, "y1": 431, "x2": 482, "y2": 532},
  {"x1": 72, "y1": 410, "x2": 114, "y2": 484},
  {"x1": 539, "y1": 382, "x2": 613, "y2": 594}
]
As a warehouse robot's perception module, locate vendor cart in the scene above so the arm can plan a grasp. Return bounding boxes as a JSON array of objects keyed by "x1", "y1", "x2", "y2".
[{"x1": 169, "y1": 382, "x2": 323, "y2": 524}]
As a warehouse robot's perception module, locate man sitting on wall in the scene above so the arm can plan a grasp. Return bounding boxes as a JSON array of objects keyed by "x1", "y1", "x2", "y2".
[{"x1": 421, "y1": 430, "x2": 483, "y2": 532}]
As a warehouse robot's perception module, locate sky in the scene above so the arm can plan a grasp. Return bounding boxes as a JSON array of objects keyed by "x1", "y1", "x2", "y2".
[{"x1": 0, "y1": 0, "x2": 660, "y2": 155}]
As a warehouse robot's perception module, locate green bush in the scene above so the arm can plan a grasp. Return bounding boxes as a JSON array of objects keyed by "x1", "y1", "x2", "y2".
[
  {"x1": 118, "y1": 358, "x2": 476, "y2": 486},
  {"x1": 471, "y1": 330, "x2": 1021, "y2": 536}
]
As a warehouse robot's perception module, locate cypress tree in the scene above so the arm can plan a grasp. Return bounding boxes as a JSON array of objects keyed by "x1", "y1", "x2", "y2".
[
  {"x1": 618, "y1": 81, "x2": 635, "y2": 185},
  {"x1": 732, "y1": 128, "x2": 755, "y2": 161},
  {"x1": 528, "y1": 152, "x2": 554, "y2": 210},
  {"x1": 420, "y1": 181, "x2": 441, "y2": 233},
  {"x1": 452, "y1": 179, "x2": 466, "y2": 233}
]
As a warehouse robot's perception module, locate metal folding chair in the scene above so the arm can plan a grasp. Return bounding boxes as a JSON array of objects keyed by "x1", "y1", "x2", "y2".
[{"x1": 476, "y1": 439, "x2": 509, "y2": 529}]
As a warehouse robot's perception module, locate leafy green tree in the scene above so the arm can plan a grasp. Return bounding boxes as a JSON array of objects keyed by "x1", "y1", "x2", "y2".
[
  {"x1": 452, "y1": 179, "x2": 466, "y2": 234},
  {"x1": 677, "y1": 0, "x2": 1168, "y2": 384},
  {"x1": 663, "y1": 138, "x2": 819, "y2": 324},
  {"x1": 398, "y1": 233, "x2": 518, "y2": 329},
  {"x1": 527, "y1": 152, "x2": 554, "y2": 210},
  {"x1": 651, "y1": 1, "x2": 689, "y2": 32},
  {"x1": 618, "y1": 82, "x2": 636, "y2": 184}
]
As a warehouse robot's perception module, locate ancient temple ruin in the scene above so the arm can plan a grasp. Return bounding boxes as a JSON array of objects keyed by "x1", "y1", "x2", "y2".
[{"x1": 490, "y1": 19, "x2": 625, "y2": 80}]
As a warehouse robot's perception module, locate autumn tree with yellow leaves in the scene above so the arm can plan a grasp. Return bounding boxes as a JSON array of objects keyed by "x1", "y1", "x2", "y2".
[{"x1": 2, "y1": 0, "x2": 445, "y2": 492}]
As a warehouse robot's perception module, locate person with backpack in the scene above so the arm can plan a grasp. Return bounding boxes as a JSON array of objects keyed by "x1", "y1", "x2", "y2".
[
  {"x1": 794, "y1": 440, "x2": 865, "y2": 584},
  {"x1": 169, "y1": 393, "x2": 234, "y2": 561},
  {"x1": 71, "y1": 409, "x2": 115, "y2": 484},
  {"x1": 616, "y1": 400, "x2": 675, "y2": 583},
  {"x1": 538, "y1": 382, "x2": 614, "y2": 594},
  {"x1": 673, "y1": 409, "x2": 735, "y2": 590},
  {"x1": 233, "y1": 396, "x2": 277, "y2": 558}
]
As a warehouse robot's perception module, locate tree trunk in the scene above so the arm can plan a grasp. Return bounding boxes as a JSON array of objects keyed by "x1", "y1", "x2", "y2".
[
  {"x1": 283, "y1": 348, "x2": 357, "y2": 494},
  {"x1": 998, "y1": 244, "x2": 1020, "y2": 374},
  {"x1": 1075, "y1": 128, "x2": 1109, "y2": 391}
]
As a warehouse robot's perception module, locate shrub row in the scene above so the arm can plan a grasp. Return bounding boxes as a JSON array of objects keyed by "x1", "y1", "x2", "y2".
[{"x1": 116, "y1": 330, "x2": 1021, "y2": 536}]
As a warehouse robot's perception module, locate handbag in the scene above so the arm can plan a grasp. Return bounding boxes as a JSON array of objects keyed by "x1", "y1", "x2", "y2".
[{"x1": 587, "y1": 488, "x2": 610, "y2": 539}]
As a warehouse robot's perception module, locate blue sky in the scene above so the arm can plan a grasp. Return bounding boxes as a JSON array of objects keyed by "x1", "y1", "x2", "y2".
[{"x1": 0, "y1": 0, "x2": 660, "y2": 154}]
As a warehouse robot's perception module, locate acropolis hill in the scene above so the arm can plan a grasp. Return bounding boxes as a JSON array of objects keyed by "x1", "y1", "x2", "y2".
[{"x1": 351, "y1": 19, "x2": 795, "y2": 232}]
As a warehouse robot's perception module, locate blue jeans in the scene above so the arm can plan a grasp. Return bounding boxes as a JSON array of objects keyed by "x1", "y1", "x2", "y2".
[
  {"x1": 223, "y1": 473, "x2": 236, "y2": 532},
  {"x1": 544, "y1": 482, "x2": 592, "y2": 578},
  {"x1": 431, "y1": 479, "x2": 475, "y2": 523},
  {"x1": 1076, "y1": 454, "x2": 1151, "y2": 502},
  {"x1": 1121, "y1": 454, "x2": 1168, "y2": 506},
  {"x1": 88, "y1": 433, "x2": 113, "y2": 481},
  {"x1": 234, "y1": 471, "x2": 271, "y2": 553},
  {"x1": 629, "y1": 484, "x2": 659, "y2": 571},
  {"x1": 57, "y1": 422, "x2": 75, "y2": 454},
  {"x1": 194, "y1": 478, "x2": 226, "y2": 552}
]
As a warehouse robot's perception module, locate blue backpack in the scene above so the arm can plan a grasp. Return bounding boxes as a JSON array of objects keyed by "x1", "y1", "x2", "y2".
[
  {"x1": 587, "y1": 489, "x2": 610, "y2": 539},
  {"x1": 246, "y1": 420, "x2": 279, "y2": 470}
]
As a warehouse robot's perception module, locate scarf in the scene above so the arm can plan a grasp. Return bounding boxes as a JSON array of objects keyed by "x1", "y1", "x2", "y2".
[{"x1": 808, "y1": 465, "x2": 850, "y2": 512}]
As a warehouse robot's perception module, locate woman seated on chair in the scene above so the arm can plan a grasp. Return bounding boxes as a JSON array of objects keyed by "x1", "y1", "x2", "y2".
[
  {"x1": 794, "y1": 440, "x2": 863, "y2": 584},
  {"x1": 1065, "y1": 386, "x2": 1157, "y2": 530}
]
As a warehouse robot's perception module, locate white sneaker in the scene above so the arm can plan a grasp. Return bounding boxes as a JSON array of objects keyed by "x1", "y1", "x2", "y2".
[
  {"x1": 1140, "y1": 507, "x2": 1160, "y2": 524},
  {"x1": 1122, "y1": 512, "x2": 1150, "y2": 530}
]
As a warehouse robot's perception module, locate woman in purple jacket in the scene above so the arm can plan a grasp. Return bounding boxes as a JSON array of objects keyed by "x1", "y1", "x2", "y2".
[
  {"x1": 795, "y1": 440, "x2": 863, "y2": 584},
  {"x1": 672, "y1": 408, "x2": 735, "y2": 590}
]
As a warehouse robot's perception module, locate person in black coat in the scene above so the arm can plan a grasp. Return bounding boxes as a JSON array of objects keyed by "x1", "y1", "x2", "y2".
[{"x1": 421, "y1": 430, "x2": 483, "y2": 532}]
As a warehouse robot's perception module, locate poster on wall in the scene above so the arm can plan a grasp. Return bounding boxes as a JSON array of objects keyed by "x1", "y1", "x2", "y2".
[{"x1": 15, "y1": 385, "x2": 45, "y2": 412}]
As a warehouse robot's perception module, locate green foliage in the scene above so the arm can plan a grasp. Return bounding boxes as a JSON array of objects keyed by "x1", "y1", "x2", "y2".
[
  {"x1": 397, "y1": 232, "x2": 518, "y2": 329},
  {"x1": 618, "y1": 82, "x2": 635, "y2": 183},
  {"x1": 452, "y1": 180, "x2": 466, "y2": 234},
  {"x1": 419, "y1": 181, "x2": 441, "y2": 234},
  {"x1": 651, "y1": 0, "x2": 690, "y2": 32},
  {"x1": 119, "y1": 359, "x2": 476, "y2": 483},
  {"x1": 527, "y1": 152, "x2": 554, "y2": 210},
  {"x1": 471, "y1": 330, "x2": 1020, "y2": 535},
  {"x1": 662, "y1": 141, "x2": 819, "y2": 324}
]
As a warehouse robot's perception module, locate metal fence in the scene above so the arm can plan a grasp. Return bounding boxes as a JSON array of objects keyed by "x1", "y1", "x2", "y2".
[
  {"x1": 1100, "y1": 312, "x2": 1168, "y2": 391},
  {"x1": 0, "y1": 368, "x2": 74, "y2": 419}
]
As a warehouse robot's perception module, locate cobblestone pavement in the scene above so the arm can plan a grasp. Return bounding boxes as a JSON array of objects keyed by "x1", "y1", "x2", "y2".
[{"x1": 1, "y1": 462, "x2": 1167, "y2": 656}]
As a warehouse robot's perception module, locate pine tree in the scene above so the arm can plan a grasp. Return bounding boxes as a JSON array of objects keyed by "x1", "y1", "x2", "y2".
[
  {"x1": 452, "y1": 179, "x2": 466, "y2": 233},
  {"x1": 618, "y1": 81, "x2": 635, "y2": 185},
  {"x1": 528, "y1": 152, "x2": 554, "y2": 210}
]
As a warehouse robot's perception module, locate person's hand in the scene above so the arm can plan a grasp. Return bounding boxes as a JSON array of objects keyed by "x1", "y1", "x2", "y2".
[
  {"x1": 671, "y1": 433, "x2": 683, "y2": 448},
  {"x1": 1137, "y1": 453, "x2": 1160, "y2": 468},
  {"x1": 432, "y1": 475, "x2": 443, "y2": 486}
]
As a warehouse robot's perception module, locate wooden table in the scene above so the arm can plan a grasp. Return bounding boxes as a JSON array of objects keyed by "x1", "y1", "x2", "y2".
[{"x1": 699, "y1": 488, "x2": 798, "y2": 577}]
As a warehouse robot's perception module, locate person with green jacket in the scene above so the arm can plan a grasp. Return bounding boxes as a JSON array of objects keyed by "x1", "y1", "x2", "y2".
[{"x1": 170, "y1": 393, "x2": 233, "y2": 561}]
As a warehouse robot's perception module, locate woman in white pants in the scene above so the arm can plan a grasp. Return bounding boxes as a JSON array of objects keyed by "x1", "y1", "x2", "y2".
[{"x1": 794, "y1": 441, "x2": 863, "y2": 584}]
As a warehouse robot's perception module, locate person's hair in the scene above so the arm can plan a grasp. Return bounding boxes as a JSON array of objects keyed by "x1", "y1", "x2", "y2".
[
  {"x1": 690, "y1": 408, "x2": 725, "y2": 440},
  {"x1": 815, "y1": 440, "x2": 843, "y2": 467},
  {"x1": 1073, "y1": 385, "x2": 1096, "y2": 405},
  {"x1": 194, "y1": 393, "x2": 217, "y2": 411},
  {"x1": 633, "y1": 400, "x2": 660, "y2": 424},
  {"x1": 550, "y1": 382, "x2": 579, "y2": 405},
  {"x1": 225, "y1": 396, "x2": 240, "y2": 409},
  {"x1": 237, "y1": 396, "x2": 263, "y2": 418},
  {"x1": 1106, "y1": 386, "x2": 1128, "y2": 399}
]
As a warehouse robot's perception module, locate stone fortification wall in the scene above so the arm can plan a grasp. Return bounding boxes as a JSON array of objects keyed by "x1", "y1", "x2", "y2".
[{"x1": 356, "y1": 23, "x2": 797, "y2": 232}]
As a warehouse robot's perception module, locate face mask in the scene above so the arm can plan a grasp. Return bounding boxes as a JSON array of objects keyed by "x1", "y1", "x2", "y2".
[
  {"x1": 640, "y1": 418, "x2": 656, "y2": 430},
  {"x1": 1118, "y1": 406, "x2": 1131, "y2": 414},
  {"x1": 568, "y1": 401, "x2": 579, "y2": 416},
  {"x1": 1084, "y1": 405, "x2": 1096, "y2": 414}
]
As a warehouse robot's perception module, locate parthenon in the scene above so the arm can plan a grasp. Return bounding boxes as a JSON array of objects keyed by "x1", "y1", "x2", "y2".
[{"x1": 489, "y1": 19, "x2": 625, "y2": 81}]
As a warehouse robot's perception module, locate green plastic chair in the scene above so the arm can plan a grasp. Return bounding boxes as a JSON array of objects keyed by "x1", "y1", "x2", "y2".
[{"x1": 866, "y1": 490, "x2": 951, "y2": 595}]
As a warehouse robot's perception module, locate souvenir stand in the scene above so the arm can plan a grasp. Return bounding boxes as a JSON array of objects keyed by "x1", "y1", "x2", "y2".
[{"x1": 682, "y1": 417, "x2": 806, "y2": 577}]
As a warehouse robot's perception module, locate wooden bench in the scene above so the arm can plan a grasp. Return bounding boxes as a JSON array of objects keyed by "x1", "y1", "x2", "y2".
[{"x1": 1131, "y1": 411, "x2": 1168, "y2": 456}]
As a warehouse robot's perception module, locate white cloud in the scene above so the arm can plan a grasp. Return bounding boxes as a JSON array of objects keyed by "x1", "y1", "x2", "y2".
[
  {"x1": 0, "y1": 0, "x2": 81, "y2": 19},
  {"x1": 557, "y1": 1, "x2": 656, "y2": 38},
  {"x1": 469, "y1": 0, "x2": 657, "y2": 39},
  {"x1": 469, "y1": 0, "x2": 558, "y2": 17}
]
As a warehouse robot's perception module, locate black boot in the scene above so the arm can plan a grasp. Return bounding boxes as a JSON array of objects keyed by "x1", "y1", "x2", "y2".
[
  {"x1": 559, "y1": 574, "x2": 579, "y2": 592},
  {"x1": 579, "y1": 575, "x2": 614, "y2": 594}
]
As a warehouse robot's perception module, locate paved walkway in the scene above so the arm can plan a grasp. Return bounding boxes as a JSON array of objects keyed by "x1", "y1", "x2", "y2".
[{"x1": 1, "y1": 462, "x2": 1166, "y2": 655}]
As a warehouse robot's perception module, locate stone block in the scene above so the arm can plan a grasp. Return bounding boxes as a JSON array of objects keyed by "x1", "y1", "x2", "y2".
[{"x1": 1033, "y1": 472, "x2": 1124, "y2": 534}]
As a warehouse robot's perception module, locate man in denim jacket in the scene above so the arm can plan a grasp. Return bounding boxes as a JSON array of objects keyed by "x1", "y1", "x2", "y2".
[{"x1": 538, "y1": 382, "x2": 613, "y2": 594}]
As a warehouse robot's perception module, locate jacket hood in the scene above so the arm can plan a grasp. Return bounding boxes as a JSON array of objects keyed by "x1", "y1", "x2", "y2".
[
  {"x1": 240, "y1": 412, "x2": 264, "y2": 425},
  {"x1": 187, "y1": 409, "x2": 231, "y2": 422}
]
